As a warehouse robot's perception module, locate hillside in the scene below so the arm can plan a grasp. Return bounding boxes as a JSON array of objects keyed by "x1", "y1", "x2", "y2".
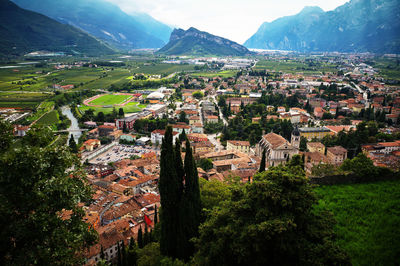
[
  {"x1": 158, "y1": 27, "x2": 251, "y2": 56},
  {"x1": 0, "y1": 0, "x2": 114, "y2": 57},
  {"x1": 244, "y1": 0, "x2": 400, "y2": 53},
  {"x1": 11, "y1": 0, "x2": 172, "y2": 50}
]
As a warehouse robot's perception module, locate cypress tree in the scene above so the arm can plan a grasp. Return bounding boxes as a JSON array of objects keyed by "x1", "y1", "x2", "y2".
[
  {"x1": 159, "y1": 126, "x2": 181, "y2": 258},
  {"x1": 137, "y1": 226, "x2": 143, "y2": 249},
  {"x1": 129, "y1": 237, "x2": 135, "y2": 250},
  {"x1": 121, "y1": 241, "x2": 127, "y2": 266},
  {"x1": 100, "y1": 245, "x2": 105, "y2": 260},
  {"x1": 175, "y1": 139, "x2": 184, "y2": 193},
  {"x1": 69, "y1": 134, "x2": 78, "y2": 153},
  {"x1": 179, "y1": 140, "x2": 201, "y2": 260},
  {"x1": 154, "y1": 205, "x2": 158, "y2": 224},
  {"x1": 144, "y1": 223, "x2": 149, "y2": 247},
  {"x1": 117, "y1": 242, "x2": 122, "y2": 266},
  {"x1": 123, "y1": 121, "x2": 128, "y2": 133},
  {"x1": 127, "y1": 238, "x2": 137, "y2": 266},
  {"x1": 259, "y1": 149, "x2": 266, "y2": 172},
  {"x1": 179, "y1": 129, "x2": 187, "y2": 142}
]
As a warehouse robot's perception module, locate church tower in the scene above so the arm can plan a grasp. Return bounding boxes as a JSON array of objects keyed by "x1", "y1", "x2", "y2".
[{"x1": 291, "y1": 126, "x2": 300, "y2": 149}]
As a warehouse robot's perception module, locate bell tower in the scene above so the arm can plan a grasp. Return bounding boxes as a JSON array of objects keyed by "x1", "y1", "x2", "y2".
[{"x1": 291, "y1": 125, "x2": 300, "y2": 149}]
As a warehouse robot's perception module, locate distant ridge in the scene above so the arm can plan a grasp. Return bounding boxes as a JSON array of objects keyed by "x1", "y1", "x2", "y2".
[
  {"x1": 158, "y1": 27, "x2": 251, "y2": 56},
  {"x1": 0, "y1": 0, "x2": 114, "y2": 57},
  {"x1": 11, "y1": 0, "x2": 172, "y2": 50},
  {"x1": 245, "y1": 0, "x2": 400, "y2": 53}
]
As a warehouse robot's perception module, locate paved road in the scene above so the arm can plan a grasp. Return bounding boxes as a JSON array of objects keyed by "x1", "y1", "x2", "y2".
[{"x1": 208, "y1": 133, "x2": 224, "y2": 152}]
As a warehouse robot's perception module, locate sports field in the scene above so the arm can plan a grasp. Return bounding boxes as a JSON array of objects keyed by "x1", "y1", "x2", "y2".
[{"x1": 84, "y1": 93, "x2": 134, "y2": 107}]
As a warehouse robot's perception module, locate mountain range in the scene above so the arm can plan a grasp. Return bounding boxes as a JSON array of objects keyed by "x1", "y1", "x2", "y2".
[
  {"x1": 0, "y1": 0, "x2": 113, "y2": 57},
  {"x1": 158, "y1": 27, "x2": 251, "y2": 56},
  {"x1": 11, "y1": 0, "x2": 172, "y2": 50},
  {"x1": 244, "y1": 0, "x2": 400, "y2": 53}
]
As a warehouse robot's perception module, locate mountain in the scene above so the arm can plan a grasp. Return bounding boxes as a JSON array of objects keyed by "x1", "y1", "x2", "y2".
[
  {"x1": 0, "y1": 0, "x2": 114, "y2": 57},
  {"x1": 244, "y1": 0, "x2": 400, "y2": 53},
  {"x1": 157, "y1": 27, "x2": 251, "y2": 56},
  {"x1": 11, "y1": 0, "x2": 172, "y2": 50}
]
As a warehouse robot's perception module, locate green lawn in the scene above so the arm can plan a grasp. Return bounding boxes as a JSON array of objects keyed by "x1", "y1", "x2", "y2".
[
  {"x1": 88, "y1": 94, "x2": 132, "y2": 106},
  {"x1": 315, "y1": 180, "x2": 400, "y2": 265},
  {"x1": 79, "y1": 101, "x2": 145, "y2": 114}
]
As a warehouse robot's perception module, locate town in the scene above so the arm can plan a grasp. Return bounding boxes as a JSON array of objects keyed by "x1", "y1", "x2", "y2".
[{"x1": 2, "y1": 49, "x2": 400, "y2": 265}]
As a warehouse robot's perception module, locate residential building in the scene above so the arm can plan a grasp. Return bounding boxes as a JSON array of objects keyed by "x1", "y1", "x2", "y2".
[
  {"x1": 327, "y1": 146, "x2": 348, "y2": 165},
  {"x1": 83, "y1": 139, "x2": 101, "y2": 151},
  {"x1": 227, "y1": 140, "x2": 251, "y2": 154},
  {"x1": 151, "y1": 129, "x2": 179, "y2": 145},
  {"x1": 307, "y1": 142, "x2": 325, "y2": 154},
  {"x1": 298, "y1": 127, "x2": 331, "y2": 140},
  {"x1": 187, "y1": 133, "x2": 208, "y2": 142}
]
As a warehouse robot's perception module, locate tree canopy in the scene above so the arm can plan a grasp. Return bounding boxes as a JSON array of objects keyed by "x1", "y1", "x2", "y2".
[
  {"x1": 194, "y1": 162, "x2": 349, "y2": 265},
  {"x1": 0, "y1": 122, "x2": 97, "y2": 264}
]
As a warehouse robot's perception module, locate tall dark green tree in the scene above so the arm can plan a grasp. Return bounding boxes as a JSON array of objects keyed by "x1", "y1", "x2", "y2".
[
  {"x1": 127, "y1": 238, "x2": 137, "y2": 266},
  {"x1": 154, "y1": 205, "x2": 158, "y2": 225},
  {"x1": 259, "y1": 149, "x2": 266, "y2": 172},
  {"x1": 117, "y1": 241, "x2": 122, "y2": 266},
  {"x1": 137, "y1": 226, "x2": 143, "y2": 249},
  {"x1": 69, "y1": 134, "x2": 78, "y2": 153},
  {"x1": 175, "y1": 139, "x2": 185, "y2": 193},
  {"x1": 121, "y1": 240, "x2": 127, "y2": 266},
  {"x1": 159, "y1": 126, "x2": 181, "y2": 258},
  {"x1": 123, "y1": 121, "x2": 128, "y2": 133},
  {"x1": 144, "y1": 223, "x2": 150, "y2": 247},
  {"x1": 119, "y1": 108, "x2": 125, "y2": 118},
  {"x1": 179, "y1": 141, "x2": 201, "y2": 260},
  {"x1": 179, "y1": 129, "x2": 187, "y2": 142}
]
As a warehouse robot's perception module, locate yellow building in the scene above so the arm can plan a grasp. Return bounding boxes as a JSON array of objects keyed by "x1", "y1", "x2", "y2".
[
  {"x1": 227, "y1": 140, "x2": 251, "y2": 154},
  {"x1": 299, "y1": 127, "x2": 331, "y2": 140},
  {"x1": 307, "y1": 142, "x2": 325, "y2": 154}
]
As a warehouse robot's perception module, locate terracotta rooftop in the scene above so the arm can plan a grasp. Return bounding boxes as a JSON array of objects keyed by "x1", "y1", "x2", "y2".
[{"x1": 262, "y1": 133, "x2": 288, "y2": 149}]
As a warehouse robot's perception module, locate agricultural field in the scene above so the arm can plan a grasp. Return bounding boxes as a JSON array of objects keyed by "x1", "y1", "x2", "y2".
[
  {"x1": 35, "y1": 110, "x2": 60, "y2": 128},
  {"x1": 253, "y1": 59, "x2": 337, "y2": 74},
  {"x1": 315, "y1": 180, "x2": 400, "y2": 265},
  {"x1": 0, "y1": 92, "x2": 51, "y2": 108},
  {"x1": 191, "y1": 70, "x2": 238, "y2": 78},
  {"x1": 132, "y1": 63, "x2": 196, "y2": 75},
  {"x1": 371, "y1": 57, "x2": 400, "y2": 81}
]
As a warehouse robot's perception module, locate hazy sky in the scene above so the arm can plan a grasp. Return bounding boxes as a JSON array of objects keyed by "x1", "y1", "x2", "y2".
[{"x1": 105, "y1": 0, "x2": 349, "y2": 44}]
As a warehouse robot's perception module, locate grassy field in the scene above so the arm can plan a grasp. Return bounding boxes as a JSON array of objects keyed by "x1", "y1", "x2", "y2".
[
  {"x1": 35, "y1": 110, "x2": 60, "y2": 128},
  {"x1": 88, "y1": 94, "x2": 133, "y2": 106},
  {"x1": 372, "y1": 57, "x2": 400, "y2": 81},
  {"x1": 79, "y1": 101, "x2": 146, "y2": 115},
  {"x1": 0, "y1": 92, "x2": 51, "y2": 109},
  {"x1": 133, "y1": 63, "x2": 196, "y2": 75},
  {"x1": 191, "y1": 70, "x2": 238, "y2": 78},
  {"x1": 254, "y1": 59, "x2": 337, "y2": 74},
  {"x1": 315, "y1": 180, "x2": 400, "y2": 265}
]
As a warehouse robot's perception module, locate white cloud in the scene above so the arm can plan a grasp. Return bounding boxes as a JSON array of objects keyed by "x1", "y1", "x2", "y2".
[{"x1": 105, "y1": 0, "x2": 349, "y2": 43}]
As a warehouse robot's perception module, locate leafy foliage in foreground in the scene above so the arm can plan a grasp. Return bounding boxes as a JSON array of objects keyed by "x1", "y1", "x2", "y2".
[
  {"x1": 194, "y1": 159, "x2": 350, "y2": 265},
  {"x1": 0, "y1": 122, "x2": 97, "y2": 264}
]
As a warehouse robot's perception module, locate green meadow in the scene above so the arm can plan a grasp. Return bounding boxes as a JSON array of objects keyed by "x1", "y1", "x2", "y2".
[
  {"x1": 315, "y1": 180, "x2": 400, "y2": 265},
  {"x1": 88, "y1": 94, "x2": 133, "y2": 106},
  {"x1": 254, "y1": 59, "x2": 337, "y2": 74}
]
